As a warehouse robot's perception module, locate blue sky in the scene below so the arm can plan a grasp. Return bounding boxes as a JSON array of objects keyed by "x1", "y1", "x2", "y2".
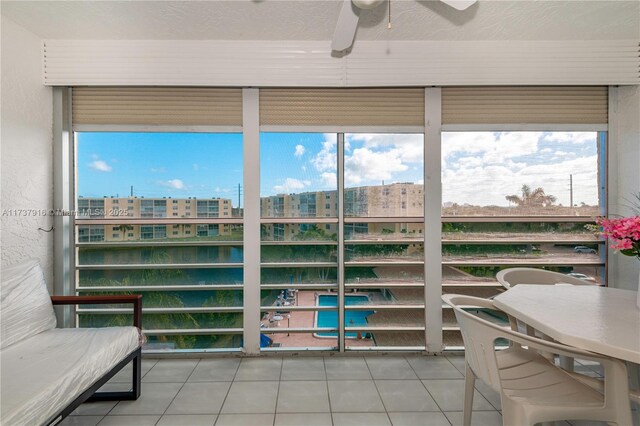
[
  {"x1": 259, "y1": 133, "x2": 336, "y2": 195},
  {"x1": 77, "y1": 131, "x2": 599, "y2": 208},
  {"x1": 77, "y1": 132, "x2": 243, "y2": 204}
]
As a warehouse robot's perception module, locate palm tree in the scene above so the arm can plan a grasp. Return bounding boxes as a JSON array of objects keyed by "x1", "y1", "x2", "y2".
[
  {"x1": 117, "y1": 223, "x2": 133, "y2": 241},
  {"x1": 506, "y1": 185, "x2": 557, "y2": 208}
]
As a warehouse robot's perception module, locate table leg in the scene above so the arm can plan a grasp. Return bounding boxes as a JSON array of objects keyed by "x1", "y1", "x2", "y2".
[{"x1": 629, "y1": 362, "x2": 640, "y2": 425}]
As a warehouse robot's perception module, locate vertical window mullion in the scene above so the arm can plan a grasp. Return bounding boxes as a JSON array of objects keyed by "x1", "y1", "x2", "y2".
[
  {"x1": 337, "y1": 133, "x2": 345, "y2": 352},
  {"x1": 598, "y1": 130, "x2": 608, "y2": 285},
  {"x1": 424, "y1": 88, "x2": 443, "y2": 352},
  {"x1": 243, "y1": 88, "x2": 261, "y2": 354},
  {"x1": 53, "y1": 87, "x2": 76, "y2": 328}
]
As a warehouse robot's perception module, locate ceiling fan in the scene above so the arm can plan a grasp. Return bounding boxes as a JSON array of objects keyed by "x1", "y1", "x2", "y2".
[{"x1": 332, "y1": 0, "x2": 477, "y2": 52}]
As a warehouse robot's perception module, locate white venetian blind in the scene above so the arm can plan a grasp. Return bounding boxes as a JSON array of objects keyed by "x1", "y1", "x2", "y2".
[
  {"x1": 260, "y1": 88, "x2": 425, "y2": 126},
  {"x1": 72, "y1": 87, "x2": 243, "y2": 126},
  {"x1": 442, "y1": 86, "x2": 608, "y2": 125}
]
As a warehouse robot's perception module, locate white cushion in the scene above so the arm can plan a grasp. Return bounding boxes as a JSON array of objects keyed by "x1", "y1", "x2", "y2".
[
  {"x1": 1, "y1": 260, "x2": 57, "y2": 349},
  {"x1": 1, "y1": 327, "x2": 140, "y2": 426}
]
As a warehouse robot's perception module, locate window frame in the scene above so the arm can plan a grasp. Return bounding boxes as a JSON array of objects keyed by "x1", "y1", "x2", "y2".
[
  {"x1": 56, "y1": 87, "x2": 609, "y2": 355},
  {"x1": 71, "y1": 126, "x2": 245, "y2": 354}
]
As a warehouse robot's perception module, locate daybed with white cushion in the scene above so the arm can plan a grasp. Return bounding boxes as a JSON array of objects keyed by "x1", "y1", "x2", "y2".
[{"x1": 0, "y1": 260, "x2": 142, "y2": 426}]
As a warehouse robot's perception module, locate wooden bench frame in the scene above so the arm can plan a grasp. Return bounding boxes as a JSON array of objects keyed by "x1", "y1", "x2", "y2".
[{"x1": 46, "y1": 295, "x2": 142, "y2": 426}]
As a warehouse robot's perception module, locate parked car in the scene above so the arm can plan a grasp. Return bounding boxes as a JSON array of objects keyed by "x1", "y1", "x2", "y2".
[
  {"x1": 574, "y1": 246, "x2": 597, "y2": 254},
  {"x1": 566, "y1": 272, "x2": 597, "y2": 282}
]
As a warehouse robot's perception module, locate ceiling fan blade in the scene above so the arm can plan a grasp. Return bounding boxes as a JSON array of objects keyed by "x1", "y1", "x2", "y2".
[
  {"x1": 332, "y1": 0, "x2": 360, "y2": 51},
  {"x1": 439, "y1": 0, "x2": 477, "y2": 11}
]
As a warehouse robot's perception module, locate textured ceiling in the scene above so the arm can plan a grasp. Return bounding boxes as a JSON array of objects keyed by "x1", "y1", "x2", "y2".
[{"x1": 1, "y1": 0, "x2": 638, "y2": 41}]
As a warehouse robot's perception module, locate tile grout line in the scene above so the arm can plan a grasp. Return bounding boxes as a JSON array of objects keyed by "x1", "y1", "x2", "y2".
[
  {"x1": 440, "y1": 354, "x2": 502, "y2": 411},
  {"x1": 363, "y1": 356, "x2": 393, "y2": 425},
  {"x1": 404, "y1": 356, "x2": 458, "y2": 426},
  {"x1": 443, "y1": 354, "x2": 502, "y2": 411},
  {"x1": 445, "y1": 357, "x2": 502, "y2": 416},
  {"x1": 213, "y1": 357, "x2": 243, "y2": 425},
  {"x1": 273, "y1": 357, "x2": 284, "y2": 426},
  {"x1": 96, "y1": 358, "x2": 159, "y2": 422},
  {"x1": 184, "y1": 358, "x2": 203, "y2": 382},
  {"x1": 322, "y1": 357, "x2": 335, "y2": 426},
  {"x1": 153, "y1": 359, "x2": 200, "y2": 425},
  {"x1": 444, "y1": 354, "x2": 502, "y2": 412},
  {"x1": 445, "y1": 354, "x2": 465, "y2": 375},
  {"x1": 407, "y1": 356, "x2": 454, "y2": 426}
]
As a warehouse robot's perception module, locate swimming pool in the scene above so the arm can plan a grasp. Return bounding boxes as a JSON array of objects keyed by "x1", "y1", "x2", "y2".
[{"x1": 316, "y1": 294, "x2": 374, "y2": 338}]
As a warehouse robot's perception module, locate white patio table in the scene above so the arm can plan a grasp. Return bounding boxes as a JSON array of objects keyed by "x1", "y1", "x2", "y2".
[
  {"x1": 493, "y1": 284, "x2": 640, "y2": 364},
  {"x1": 493, "y1": 284, "x2": 640, "y2": 422}
]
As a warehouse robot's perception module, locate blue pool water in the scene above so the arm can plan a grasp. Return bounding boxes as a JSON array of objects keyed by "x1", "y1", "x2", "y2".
[{"x1": 316, "y1": 295, "x2": 374, "y2": 338}]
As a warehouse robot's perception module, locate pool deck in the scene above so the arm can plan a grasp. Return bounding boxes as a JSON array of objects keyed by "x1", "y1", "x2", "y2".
[{"x1": 267, "y1": 291, "x2": 374, "y2": 348}]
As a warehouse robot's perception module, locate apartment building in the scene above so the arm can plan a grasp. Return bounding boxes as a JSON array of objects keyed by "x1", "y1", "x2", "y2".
[
  {"x1": 77, "y1": 196, "x2": 234, "y2": 242},
  {"x1": 261, "y1": 183, "x2": 424, "y2": 241}
]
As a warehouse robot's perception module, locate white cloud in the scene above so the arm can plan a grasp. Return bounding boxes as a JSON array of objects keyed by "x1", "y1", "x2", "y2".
[
  {"x1": 442, "y1": 132, "x2": 494, "y2": 157},
  {"x1": 294, "y1": 144, "x2": 305, "y2": 157},
  {"x1": 311, "y1": 138, "x2": 337, "y2": 172},
  {"x1": 160, "y1": 179, "x2": 186, "y2": 190},
  {"x1": 442, "y1": 132, "x2": 542, "y2": 168},
  {"x1": 347, "y1": 134, "x2": 423, "y2": 163},
  {"x1": 451, "y1": 156, "x2": 483, "y2": 170},
  {"x1": 310, "y1": 134, "x2": 423, "y2": 187},
  {"x1": 344, "y1": 147, "x2": 408, "y2": 185},
  {"x1": 273, "y1": 177, "x2": 310, "y2": 194},
  {"x1": 89, "y1": 159, "x2": 112, "y2": 172},
  {"x1": 542, "y1": 132, "x2": 596, "y2": 144},
  {"x1": 321, "y1": 172, "x2": 337, "y2": 188},
  {"x1": 150, "y1": 167, "x2": 166, "y2": 173}
]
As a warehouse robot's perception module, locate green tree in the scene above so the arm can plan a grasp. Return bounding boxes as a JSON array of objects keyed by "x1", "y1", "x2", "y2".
[
  {"x1": 293, "y1": 226, "x2": 337, "y2": 280},
  {"x1": 117, "y1": 223, "x2": 133, "y2": 241}
]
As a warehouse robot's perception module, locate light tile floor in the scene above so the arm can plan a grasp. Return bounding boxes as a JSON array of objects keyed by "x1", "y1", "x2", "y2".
[{"x1": 60, "y1": 355, "x2": 621, "y2": 426}]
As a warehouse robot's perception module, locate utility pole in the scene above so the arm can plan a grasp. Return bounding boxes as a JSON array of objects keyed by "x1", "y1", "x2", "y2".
[
  {"x1": 130, "y1": 185, "x2": 134, "y2": 197},
  {"x1": 238, "y1": 183, "x2": 241, "y2": 209},
  {"x1": 569, "y1": 174, "x2": 573, "y2": 207}
]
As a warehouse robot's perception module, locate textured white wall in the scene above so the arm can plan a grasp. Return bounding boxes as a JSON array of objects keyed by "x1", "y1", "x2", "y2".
[
  {"x1": 608, "y1": 85, "x2": 640, "y2": 291},
  {"x1": 1, "y1": 16, "x2": 54, "y2": 290},
  {"x1": 2, "y1": 1, "x2": 638, "y2": 42}
]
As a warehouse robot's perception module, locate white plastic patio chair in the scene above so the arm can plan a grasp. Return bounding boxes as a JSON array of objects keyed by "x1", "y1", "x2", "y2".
[
  {"x1": 496, "y1": 267, "x2": 596, "y2": 290},
  {"x1": 442, "y1": 294, "x2": 632, "y2": 426}
]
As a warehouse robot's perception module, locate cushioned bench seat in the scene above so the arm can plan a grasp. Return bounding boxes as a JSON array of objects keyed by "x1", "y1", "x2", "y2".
[
  {"x1": 1, "y1": 326, "x2": 139, "y2": 425},
  {"x1": 1, "y1": 260, "x2": 142, "y2": 426}
]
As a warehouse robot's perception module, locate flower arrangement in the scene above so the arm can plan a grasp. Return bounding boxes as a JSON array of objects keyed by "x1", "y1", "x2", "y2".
[{"x1": 597, "y1": 216, "x2": 640, "y2": 259}]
